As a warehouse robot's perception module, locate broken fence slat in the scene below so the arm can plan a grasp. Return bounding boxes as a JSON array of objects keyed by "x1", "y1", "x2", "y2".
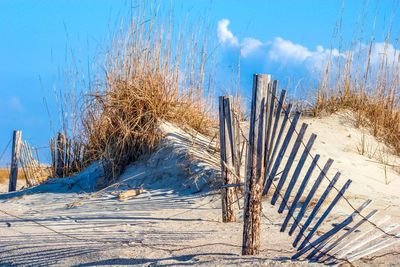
[
  {"x1": 298, "y1": 179, "x2": 352, "y2": 252},
  {"x1": 263, "y1": 111, "x2": 301, "y2": 195},
  {"x1": 289, "y1": 159, "x2": 334, "y2": 236},
  {"x1": 314, "y1": 209, "x2": 379, "y2": 262},
  {"x1": 278, "y1": 133, "x2": 317, "y2": 213},
  {"x1": 281, "y1": 154, "x2": 320, "y2": 232},
  {"x1": 271, "y1": 123, "x2": 308, "y2": 205},
  {"x1": 291, "y1": 199, "x2": 372, "y2": 260},
  {"x1": 294, "y1": 171, "x2": 341, "y2": 248}
]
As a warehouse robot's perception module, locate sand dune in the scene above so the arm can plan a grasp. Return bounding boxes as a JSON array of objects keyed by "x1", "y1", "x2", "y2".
[{"x1": 0, "y1": 112, "x2": 399, "y2": 266}]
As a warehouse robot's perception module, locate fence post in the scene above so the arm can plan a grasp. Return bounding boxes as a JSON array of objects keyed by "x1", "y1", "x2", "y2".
[
  {"x1": 219, "y1": 96, "x2": 239, "y2": 222},
  {"x1": 56, "y1": 132, "x2": 66, "y2": 177},
  {"x1": 8, "y1": 130, "x2": 22, "y2": 192},
  {"x1": 242, "y1": 74, "x2": 271, "y2": 255}
]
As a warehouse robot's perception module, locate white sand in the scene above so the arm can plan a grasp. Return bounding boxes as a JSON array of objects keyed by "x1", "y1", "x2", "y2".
[{"x1": 0, "y1": 112, "x2": 400, "y2": 266}]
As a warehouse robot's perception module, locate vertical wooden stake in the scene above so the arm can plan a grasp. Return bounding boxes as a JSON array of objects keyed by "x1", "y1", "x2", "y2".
[
  {"x1": 56, "y1": 132, "x2": 66, "y2": 177},
  {"x1": 8, "y1": 130, "x2": 22, "y2": 192},
  {"x1": 219, "y1": 96, "x2": 238, "y2": 222},
  {"x1": 242, "y1": 74, "x2": 271, "y2": 255}
]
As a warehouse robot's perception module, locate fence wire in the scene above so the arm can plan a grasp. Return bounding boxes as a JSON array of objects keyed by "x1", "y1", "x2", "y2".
[{"x1": 269, "y1": 88, "x2": 400, "y2": 241}]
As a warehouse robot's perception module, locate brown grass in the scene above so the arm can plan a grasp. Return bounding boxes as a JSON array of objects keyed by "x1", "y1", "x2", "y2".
[
  {"x1": 0, "y1": 168, "x2": 26, "y2": 184},
  {"x1": 58, "y1": 2, "x2": 218, "y2": 183},
  {"x1": 312, "y1": 7, "x2": 400, "y2": 156}
]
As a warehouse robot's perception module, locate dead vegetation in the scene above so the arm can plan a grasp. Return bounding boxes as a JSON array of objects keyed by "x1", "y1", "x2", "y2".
[
  {"x1": 0, "y1": 168, "x2": 25, "y2": 184},
  {"x1": 312, "y1": 6, "x2": 400, "y2": 157},
  {"x1": 55, "y1": 3, "x2": 218, "y2": 183}
]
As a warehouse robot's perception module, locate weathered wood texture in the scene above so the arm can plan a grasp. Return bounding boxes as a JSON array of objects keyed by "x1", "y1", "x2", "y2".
[
  {"x1": 242, "y1": 74, "x2": 271, "y2": 255},
  {"x1": 18, "y1": 140, "x2": 47, "y2": 187},
  {"x1": 219, "y1": 75, "x2": 394, "y2": 264},
  {"x1": 56, "y1": 132, "x2": 66, "y2": 177},
  {"x1": 8, "y1": 130, "x2": 22, "y2": 192},
  {"x1": 219, "y1": 96, "x2": 240, "y2": 222},
  {"x1": 292, "y1": 199, "x2": 372, "y2": 260}
]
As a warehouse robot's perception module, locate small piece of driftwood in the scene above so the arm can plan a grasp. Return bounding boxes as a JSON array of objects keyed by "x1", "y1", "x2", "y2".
[
  {"x1": 118, "y1": 188, "x2": 144, "y2": 200},
  {"x1": 67, "y1": 172, "x2": 145, "y2": 208}
]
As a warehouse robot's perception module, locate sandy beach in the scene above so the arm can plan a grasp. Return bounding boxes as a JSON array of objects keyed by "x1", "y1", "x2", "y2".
[{"x1": 1, "y1": 112, "x2": 400, "y2": 266}]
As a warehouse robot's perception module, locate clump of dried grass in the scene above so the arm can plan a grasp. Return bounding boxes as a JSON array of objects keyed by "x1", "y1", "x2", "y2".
[
  {"x1": 0, "y1": 168, "x2": 25, "y2": 184},
  {"x1": 312, "y1": 8, "x2": 400, "y2": 156},
  {"x1": 78, "y1": 4, "x2": 217, "y2": 183}
]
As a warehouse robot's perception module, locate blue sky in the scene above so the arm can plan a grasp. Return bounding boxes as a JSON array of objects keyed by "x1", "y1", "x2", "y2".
[{"x1": 0, "y1": 0, "x2": 399, "y2": 165}]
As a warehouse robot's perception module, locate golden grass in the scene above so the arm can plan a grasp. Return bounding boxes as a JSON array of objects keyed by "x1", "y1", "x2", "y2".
[
  {"x1": 0, "y1": 168, "x2": 26, "y2": 184},
  {"x1": 312, "y1": 11, "x2": 400, "y2": 156},
  {"x1": 57, "y1": 2, "x2": 218, "y2": 183}
]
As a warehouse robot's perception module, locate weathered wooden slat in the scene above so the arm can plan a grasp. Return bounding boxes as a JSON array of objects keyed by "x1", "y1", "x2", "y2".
[
  {"x1": 289, "y1": 159, "x2": 334, "y2": 236},
  {"x1": 345, "y1": 229, "x2": 400, "y2": 262},
  {"x1": 281, "y1": 154, "x2": 320, "y2": 232},
  {"x1": 291, "y1": 199, "x2": 372, "y2": 260},
  {"x1": 263, "y1": 111, "x2": 301, "y2": 195},
  {"x1": 22, "y1": 141, "x2": 35, "y2": 186},
  {"x1": 267, "y1": 90, "x2": 286, "y2": 173},
  {"x1": 297, "y1": 179, "x2": 352, "y2": 251},
  {"x1": 271, "y1": 123, "x2": 308, "y2": 205},
  {"x1": 49, "y1": 138, "x2": 56, "y2": 175},
  {"x1": 313, "y1": 209, "x2": 379, "y2": 262},
  {"x1": 335, "y1": 223, "x2": 400, "y2": 260},
  {"x1": 9, "y1": 130, "x2": 22, "y2": 192},
  {"x1": 26, "y1": 141, "x2": 40, "y2": 185},
  {"x1": 219, "y1": 96, "x2": 237, "y2": 222},
  {"x1": 279, "y1": 134, "x2": 317, "y2": 213},
  {"x1": 242, "y1": 74, "x2": 271, "y2": 255},
  {"x1": 264, "y1": 80, "x2": 277, "y2": 169},
  {"x1": 267, "y1": 103, "x2": 292, "y2": 173},
  {"x1": 56, "y1": 132, "x2": 66, "y2": 177},
  {"x1": 330, "y1": 215, "x2": 391, "y2": 260},
  {"x1": 293, "y1": 171, "x2": 341, "y2": 248}
]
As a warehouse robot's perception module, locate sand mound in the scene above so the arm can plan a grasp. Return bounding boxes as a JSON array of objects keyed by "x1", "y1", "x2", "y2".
[{"x1": 0, "y1": 114, "x2": 399, "y2": 266}]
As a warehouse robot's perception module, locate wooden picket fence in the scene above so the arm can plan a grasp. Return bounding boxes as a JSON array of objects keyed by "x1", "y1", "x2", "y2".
[
  {"x1": 8, "y1": 130, "x2": 49, "y2": 191},
  {"x1": 219, "y1": 74, "x2": 400, "y2": 265}
]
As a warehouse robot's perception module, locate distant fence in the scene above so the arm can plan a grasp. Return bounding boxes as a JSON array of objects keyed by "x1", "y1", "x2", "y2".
[
  {"x1": 8, "y1": 130, "x2": 49, "y2": 191},
  {"x1": 7, "y1": 130, "x2": 83, "y2": 192},
  {"x1": 219, "y1": 73, "x2": 400, "y2": 264}
]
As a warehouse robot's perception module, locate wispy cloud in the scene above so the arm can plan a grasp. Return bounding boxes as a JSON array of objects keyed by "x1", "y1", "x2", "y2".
[
  {"x1": 216, "y1": 18, "x2": 399, "y2": 74},
  {"x1": 217, "y1": 19, "x2": 239, "y2": 46}
]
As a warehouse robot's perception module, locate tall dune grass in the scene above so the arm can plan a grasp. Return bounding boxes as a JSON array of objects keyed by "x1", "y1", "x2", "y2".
[
  {"x1": 61, "y1": 3, "x2": 218, "y2": 182},
  {"x1": 313, "y1": 9, "x2": 400, "y2": 155}
]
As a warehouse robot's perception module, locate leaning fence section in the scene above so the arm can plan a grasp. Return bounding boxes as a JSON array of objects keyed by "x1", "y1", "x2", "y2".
[
  {"x1": 219, "y1": 73, "x2": 400, "y2": 265},
  {"x1": 7, "y1": 130, "x2": 50, "y2": 191}
]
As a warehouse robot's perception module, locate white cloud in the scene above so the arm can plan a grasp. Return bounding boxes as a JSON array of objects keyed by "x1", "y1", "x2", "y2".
[
  {"x1": 217, "y1": 18, "x2": 399, "y2": 74},
  {"x1": 370, "y1": 42, "x2": 399, "y2": 66},
  {"x1": 268, "y1": 37, "x2": 344, "y2": 70},
  {"x1": 269, "y1": 37, "x2": 312, "y2": 63},
  {"x1": 241, "y1": 38, "x2": 263, "y2": 57},
  {"x1": 217, "y1": 19, "x2": 239, "y2": 46}
]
